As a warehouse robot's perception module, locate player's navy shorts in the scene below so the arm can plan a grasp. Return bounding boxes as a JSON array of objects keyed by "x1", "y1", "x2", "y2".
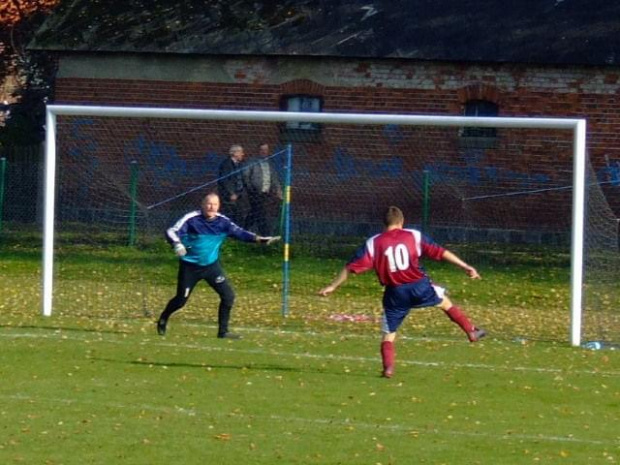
[{"x1": 381, "y1": 277, "x2": 445, "y2": 333}]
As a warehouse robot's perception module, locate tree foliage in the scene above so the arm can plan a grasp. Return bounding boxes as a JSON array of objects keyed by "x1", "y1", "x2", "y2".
[
  {"x1": 0, "y1": 0, "x2": 59, "y2": 25},
  {"x1": 0, "y1": 0, "x2": 60, "y2": 146}
]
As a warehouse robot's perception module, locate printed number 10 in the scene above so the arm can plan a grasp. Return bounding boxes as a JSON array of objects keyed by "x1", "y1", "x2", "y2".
[{"x1": 384, "y1": 244, "x2": 410, "y2": 272}]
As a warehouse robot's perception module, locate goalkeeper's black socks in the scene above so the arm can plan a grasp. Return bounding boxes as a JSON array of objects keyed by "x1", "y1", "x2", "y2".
[{"x1": 156, "y1": 316, "x2": 167, "y2": 335}]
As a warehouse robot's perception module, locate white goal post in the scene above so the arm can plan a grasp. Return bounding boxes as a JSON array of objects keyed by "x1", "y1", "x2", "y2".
[{"x1": 43, "y1": 104, "x2": 587, "y2": 345}]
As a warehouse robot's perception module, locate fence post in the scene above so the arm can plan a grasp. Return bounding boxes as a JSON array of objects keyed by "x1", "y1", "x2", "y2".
[
  {"x1": 281, "y1": 144, "x2": 293, "y2": 317},
  {"x1": 0, "y1": 157, "x2": 6, "y2": 233},
  {"x1": 128, "y1": 160, "x2": 139, "y2": 246}
]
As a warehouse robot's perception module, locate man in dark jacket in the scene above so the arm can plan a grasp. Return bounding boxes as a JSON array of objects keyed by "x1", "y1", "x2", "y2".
[{"x1": 217, "y1": 144, "x2": 247, "y2": 227}]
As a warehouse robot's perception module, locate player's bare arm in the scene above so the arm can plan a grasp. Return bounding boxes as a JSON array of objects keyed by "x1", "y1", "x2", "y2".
[
  {"x1": 442, "y1": 250, "x2": 481, "y2": 279},
  {"x1": 318, "y1": 267, "x2": 350, "y2": 296}
]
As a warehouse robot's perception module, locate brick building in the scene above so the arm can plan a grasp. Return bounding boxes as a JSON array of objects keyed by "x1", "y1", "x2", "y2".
[{"x1": 29, "y1": 0, "x2": 620, "y2": 240}]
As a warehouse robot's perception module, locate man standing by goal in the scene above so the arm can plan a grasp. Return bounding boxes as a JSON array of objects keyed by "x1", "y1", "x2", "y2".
[
  {"x1": 318, "y1": 206, "x2": 485, "y2": 378},
  {"x1": 157, "y1": 193, "x2": 279, "y2": 339},
  {"x1": 244, "y1": 143, "x2": 283, "y2": 236},
  {"x1": 217, "y1": 144, "x2": 248, "y2": 227}
]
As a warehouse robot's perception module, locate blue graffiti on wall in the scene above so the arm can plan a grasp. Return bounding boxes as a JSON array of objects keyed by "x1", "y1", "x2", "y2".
[
  {"x1": 383, "y1": 124, "x2": 405, "y2": 146},
  {"x1": 598, "y1": 157, "x2": 620, "y2": 186},
  {"x1": 67, "y1": 119, "x2": 99, "y2": 199},
  {"x1": 122, "y1": 135, "x2": 221, "y2": 190},
  {"x1": 65, "y1": 119, "x2": 618, "y2": 202},
  {"x1": 330, "y1": 147, "x2": 551, "y2": 188},
  {"x1": 67, "y1": 119, "x2": 224, "y2": 195},
  {"x1": 333, "y1": 147, "x2": 404, "y2": 180},
  {"x1": 423, "y1": 162, "x2": 551, "y2": 188}
]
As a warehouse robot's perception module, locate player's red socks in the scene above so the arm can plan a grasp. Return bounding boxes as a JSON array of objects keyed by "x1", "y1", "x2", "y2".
[
  {"x1": 444, "y1": 306, "x2": 475, "y2": 336},
  {"x1": 381, "y1": 341, "x2": 395, "y2": 377}
]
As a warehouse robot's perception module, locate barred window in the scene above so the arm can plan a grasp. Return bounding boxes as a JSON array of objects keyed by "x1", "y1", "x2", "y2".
[
  {"x1": 281, "y1": 95, "x2": 322, "y2": 131},
  {"x1": 462, "y1": 99, "x2": 498, "y2": 138}
]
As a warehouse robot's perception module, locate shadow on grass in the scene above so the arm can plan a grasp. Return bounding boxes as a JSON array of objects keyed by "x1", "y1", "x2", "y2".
[
  {"x1": 93, "y1": 357, "x2": 372, "y2": 378},
  {"x1": 0, "y1": 324, "x2": 133, "y2": 335}
]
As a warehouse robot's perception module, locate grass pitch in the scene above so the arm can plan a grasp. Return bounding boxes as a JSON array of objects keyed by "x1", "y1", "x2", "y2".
[
  {"x1": 1, "y1": 319, "x2": 619, "y2": 464},
  {"x1": 1, "y1": 234, "x2": 619, "y2": 463}
]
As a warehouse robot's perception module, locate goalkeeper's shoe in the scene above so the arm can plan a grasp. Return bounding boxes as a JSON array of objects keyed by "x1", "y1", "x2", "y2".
[
  {"x1": 217, "y1": 332, "x2": 242, "y2": 340},
  {"x1": 468, "y1": 327, "x2": 487, "y2": 342},
  {"x1": 157, "y1": 317, "x2": 168, "y2": 336},
  {"x1": 382, "y1": 366, "x2": 394, "y2": 379}
]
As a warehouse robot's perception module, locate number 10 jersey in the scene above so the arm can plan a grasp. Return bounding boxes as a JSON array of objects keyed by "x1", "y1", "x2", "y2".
[{"x1": 346, "y1": 228, "x2": 446, "y2": 287}]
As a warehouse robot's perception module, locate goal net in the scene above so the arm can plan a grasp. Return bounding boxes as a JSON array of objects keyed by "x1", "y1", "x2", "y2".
[{"x1": 42, "y1": 105, "x2": 620, "y2": 346}]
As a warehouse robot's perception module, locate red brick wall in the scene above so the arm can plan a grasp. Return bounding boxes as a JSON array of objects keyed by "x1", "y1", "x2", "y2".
[{"x1": 52, "y1": 58, "x2": 620, "y2": 230}]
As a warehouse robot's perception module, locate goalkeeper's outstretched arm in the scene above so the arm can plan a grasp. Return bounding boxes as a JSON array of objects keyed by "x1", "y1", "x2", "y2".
[{"x1": 256, "y1": 235, "x2": 281, "y2": 245}]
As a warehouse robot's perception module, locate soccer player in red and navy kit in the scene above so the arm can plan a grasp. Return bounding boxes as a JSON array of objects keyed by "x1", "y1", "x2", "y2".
[
  {"x1": 318, "y1": 206, "x2": 485, "y2": 378},
  {"x1": 157, "y1": 193, "x2": 279, "y2": 339}
]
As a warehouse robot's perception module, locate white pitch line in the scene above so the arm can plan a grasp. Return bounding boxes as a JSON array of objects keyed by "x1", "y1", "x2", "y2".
[
  {"x1": 2, "y1": 330, "x2": 620, "y2": 378},
  {"x1": 2, "y1": 393, "x2": 617, "y2": 447}
]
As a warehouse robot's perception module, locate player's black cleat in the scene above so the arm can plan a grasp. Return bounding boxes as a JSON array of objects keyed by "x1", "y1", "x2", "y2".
[
  {"x1": 157, "y1": 317, "x2": 168, "y2": 336},
  {"x1": 468, "y1": 327, "x2": 487, "y2": 342},
  {"x1": 217, "y1": 332, "x2": 242, "y2": 340}
]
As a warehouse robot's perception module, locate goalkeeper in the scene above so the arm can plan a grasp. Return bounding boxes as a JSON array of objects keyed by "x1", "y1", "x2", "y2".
[
  {"x1": 157, "y1": 193, "x2": 279, "y2": 339},
  {"x1": 318, "y1": 206, "x2": 485, "y2": 378}
]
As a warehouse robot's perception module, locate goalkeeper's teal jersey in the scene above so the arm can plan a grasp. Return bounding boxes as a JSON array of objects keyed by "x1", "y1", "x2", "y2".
[{"x1": 166, "y1": 211, "x2": 256, "y2": 266}]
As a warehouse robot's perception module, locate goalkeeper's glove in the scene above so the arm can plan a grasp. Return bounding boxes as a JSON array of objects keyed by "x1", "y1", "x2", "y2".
[
  {"x1": 173, "y1": 242, "x2": 187, "y2": 257},
  {"x1": 258, "y1": 235, "x2": 281, "y2": 245}
]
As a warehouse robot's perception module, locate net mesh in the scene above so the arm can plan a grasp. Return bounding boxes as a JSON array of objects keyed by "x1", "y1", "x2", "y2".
[{"x1": 44, "y1": 112, "x2": 620, "y2": 344}]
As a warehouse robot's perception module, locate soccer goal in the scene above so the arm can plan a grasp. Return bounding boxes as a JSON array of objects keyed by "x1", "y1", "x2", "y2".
[{"x1": 42, "y1": 104, "x2": 620, "y2": 346}]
